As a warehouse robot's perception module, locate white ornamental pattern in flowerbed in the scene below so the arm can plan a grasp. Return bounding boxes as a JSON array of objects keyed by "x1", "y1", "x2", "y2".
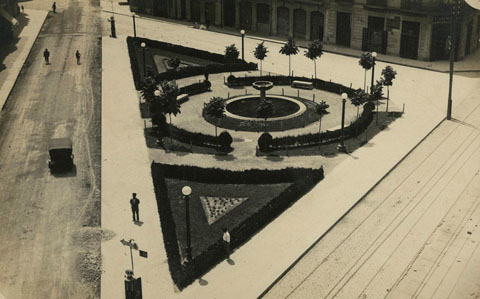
[{"x1": 200, "y1": 196, "x2": 248, "y2": 225}]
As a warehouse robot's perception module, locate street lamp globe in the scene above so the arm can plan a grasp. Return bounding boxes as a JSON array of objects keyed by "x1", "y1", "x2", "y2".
[
  {"x1": 341, "y1": 93, "x2": 348, "y2": 100},
  {"x1": 372, "y1": 51, "x2": 377, "y2": 58},
  {"x1": 240, "y1": 29, "x2": 245, "y2": 35},
  {"x1": 154, "y1": 89, "x2": 161, "y2": 97},
  {"x1": 141, "y1": 42, "x2": 146, "y2": 48},
  {"x1": 182, "y1": 186, "x2": 192, "y2": 196}
]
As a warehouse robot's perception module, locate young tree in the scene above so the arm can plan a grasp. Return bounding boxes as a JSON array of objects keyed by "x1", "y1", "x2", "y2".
[
  {"x1": 381, "y1": 65, "x2": 397, "y2": 112},
  {"x1": 304, "y1": 40, "x2": 323, "y2": 80},
  {"x1": 315, "y1": 100, "x2": 330, "y2": 147},
  {"x1": 369, "y1": 80, "x2": 384, "y2": 125},
  {"x1": 256, "y1": 100, "x2": 276, "y2": 131},
  {"x1": 253, "y1": 42, "x2": 268, "y2": 76},
  {"x1": 159, "y1": 80, "x2": 181, "y2": 125},
  {"x1": 140, "y1": 75, "x2": 157, "y2": 103},
  {"x1": 224, "y1": 44, "x2": 240, "y2": 63},
  {"x1": 350, "y1": 88, "x2": 368, "y2": 119},
  {"x1": 279, "y1": 37, "x2": 299, "y2": 77},
  {"x1": 359, "y1": 52, "x2": 373, "y2": 91},
  {"x1": 204, "y1": 97, "x2": 226, "y2": 137}
]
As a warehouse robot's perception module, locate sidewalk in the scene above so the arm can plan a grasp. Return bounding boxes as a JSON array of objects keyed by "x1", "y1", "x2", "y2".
[
  {"x1": 101, "y1": 1, "x2": 480, "y2": 298},
  {"x1": 105, "y1": 8, "x2": 480, "y2": 73},
  {"x1": 0, "y1": 9, "x2": 47, "y2": 110}
]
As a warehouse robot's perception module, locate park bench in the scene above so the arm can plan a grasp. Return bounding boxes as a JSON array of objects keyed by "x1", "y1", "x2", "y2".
[
  {"x1": 176, "y1": 93, "x2": 189, "y2": 103},
  {"x1": 291, "y1": 80, "x2": 314, "y2": 90}
]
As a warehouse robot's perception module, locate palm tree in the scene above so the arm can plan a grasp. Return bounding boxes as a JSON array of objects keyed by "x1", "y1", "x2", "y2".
[
  {"x1": 381, "y1": 66, "x2": 397, "y2": 112},
  {"x1": 256, "y1": 99, "x2": 275, "y2": 131},
  {"x1": 279, "y1": 37, "x2": 299, "y2": 77},
  {"x1": 315, "y1": 100, "x2": 330, "y2": 146},
  {"x1": 304, "y1": 40, "x2": 323, "y2": 80},
  {"x1": 359, "y1": 52, "x2": 373, "y2": 91},
  {"x1": 350, "y1": 88, "x2": 368, "y2": 119},
  {"x1": 253, "y1": 42, "x2": 268, "y2": 76},
  {"x1": 204, "y1": 97, "x2": 226, "y2": 137},
  {"x1": 369, "y1": 80, "x2": 384, "y2": 125},
  {"x1": 167, "y1": 56, "x2": 181, "y2": 70}
]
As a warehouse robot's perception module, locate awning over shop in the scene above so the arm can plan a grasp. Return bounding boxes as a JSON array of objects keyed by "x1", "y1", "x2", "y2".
[{"x1": 0, "y1": 5, "x2": 19, "y2": 27}]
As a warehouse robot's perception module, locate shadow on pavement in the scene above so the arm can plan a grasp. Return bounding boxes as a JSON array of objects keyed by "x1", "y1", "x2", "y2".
[
  {"x1": 227, "y1": 258, "x2": 235, "y2": 265},
  {"x1": 51, "y1": 165, "x2": 77, "y2": 178},
  {"x1": 198, "y1": 277, "x2": 208, "y2": 286},
  {"x1": 0, "y1": 13, "x2": 30, "y2": 73}
]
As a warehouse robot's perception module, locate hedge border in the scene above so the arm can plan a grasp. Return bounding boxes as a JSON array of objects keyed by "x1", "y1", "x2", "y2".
[{"x1": 151, "y1": 163, "x2": 324, "y2": 290}]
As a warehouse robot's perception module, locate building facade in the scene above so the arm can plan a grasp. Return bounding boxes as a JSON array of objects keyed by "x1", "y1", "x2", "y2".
[
  {"x1": 130, "y1": 0, "x2": 480, "y2": 61},
  {"x1": 0, "y1": 0, "x2": 19, "y2": 42}
]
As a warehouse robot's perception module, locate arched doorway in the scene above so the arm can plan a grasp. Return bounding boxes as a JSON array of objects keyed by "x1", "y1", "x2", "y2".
[
  {"x1": 277, "y1": 6, "x2": 289, "y2": 37},
  {"x1": 224, "y1": 0, "x2": 235, "y2": 27},
  {"x1": 293, "y1": 9, "x2": 306, "y2": 39},
  {"x1": 310, "y1": 11, "x2": 324, "y2": 41},
  {"x1": 240, "y1": 1, "x2": 252, "y2": 30},
  {"x1": 190, "y1": 0, "x2": 200, "y2": 22}
]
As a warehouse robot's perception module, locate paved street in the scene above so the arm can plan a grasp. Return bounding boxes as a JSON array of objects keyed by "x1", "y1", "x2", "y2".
[
  {"x1": 0, "y1": 0, "x2": 101, "y2": 298},
  {"x1": 263, "y1": 80, "x2": 480, "y2": 299}
]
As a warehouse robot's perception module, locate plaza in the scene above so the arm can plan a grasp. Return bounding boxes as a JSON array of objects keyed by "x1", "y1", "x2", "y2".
[{"x1": 0, "y1": 0, "x2": 479, "y2": 298}]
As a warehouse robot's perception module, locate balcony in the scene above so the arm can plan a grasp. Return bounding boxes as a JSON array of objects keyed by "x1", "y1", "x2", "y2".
[
  {"x1": 400, "y1": 0, "x2": 452, "y2": 11},
  {"x1": 366, "y1": 0, "x2": 387, "y2": 6}
]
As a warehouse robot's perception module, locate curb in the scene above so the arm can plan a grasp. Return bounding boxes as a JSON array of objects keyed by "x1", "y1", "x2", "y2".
[
  {"x1": 1, "y1": 11, "x2": 49, "y2": 111},
  {"x1": 257, "y1": 116, "x2": 446, "y2": 299}
]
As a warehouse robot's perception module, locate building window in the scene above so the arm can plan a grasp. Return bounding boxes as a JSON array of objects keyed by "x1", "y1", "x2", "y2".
[{"x1": 257, "y1": 3, "x2": 270, "y2": 24}]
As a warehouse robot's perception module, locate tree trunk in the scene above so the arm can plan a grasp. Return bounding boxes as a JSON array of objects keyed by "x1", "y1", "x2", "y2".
[
  {"x1": 318, "y1": 118, "x2": 322, "y2": 149},
  {"x1": 376, "y1": 99, "x2": 379, "y2": 125},
  {"x1": 357, "y1": 106, "x2": 359, "y2": 119},
  {"x1": 363, "y1": 69, "x2": 367, "y2": 91},
  {"x1": 288, "y1": 56, "x2": 291, "y2": 77},
  {"x1": 314, "y1": 59, "x2": 317, "y2": 80},
  {"x1": 260, "y1": 60, "x2": 263, "y2": 76},
  {"x1": 386, "y1": 86, "x2": 389, "y2": 112}
]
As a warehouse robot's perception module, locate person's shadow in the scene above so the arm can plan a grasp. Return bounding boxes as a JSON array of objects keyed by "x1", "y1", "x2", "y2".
[
  {"x1": 133, "y1": 220, "x2": 144, "y2": 226},
  {"x1": 198, "y1": 277, "x2": 208, "y2": 286},
  {"x1": 227, "y1": 258, "x2": 235, "y2": 265}
]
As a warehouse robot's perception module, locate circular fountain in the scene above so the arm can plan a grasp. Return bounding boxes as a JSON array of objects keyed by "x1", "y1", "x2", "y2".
[{"x1": 252, "y1": 81, "x2": 274, "y2": 101}]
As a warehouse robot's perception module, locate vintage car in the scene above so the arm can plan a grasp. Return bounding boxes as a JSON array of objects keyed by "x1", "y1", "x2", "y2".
[{"x1": 48, "y1": 138, "x2": 74, "y2": 173}]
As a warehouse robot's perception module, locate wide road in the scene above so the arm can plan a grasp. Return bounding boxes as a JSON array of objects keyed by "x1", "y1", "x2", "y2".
[
  {"x1": 0, "y1": 0, "x2": 101, "y2": 298},
  {"x1": 263, "y1": 78, "x2": 480, "y2": 299}
]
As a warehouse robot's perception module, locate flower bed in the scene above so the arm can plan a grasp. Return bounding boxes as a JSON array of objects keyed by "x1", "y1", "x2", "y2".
[{"x1": 151, "y1": 163, "x2": 324, "y2": 290}]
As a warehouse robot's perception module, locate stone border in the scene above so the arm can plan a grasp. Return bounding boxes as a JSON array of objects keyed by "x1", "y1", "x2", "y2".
[{"x1": 224, "y1": 94, "x2": 307, "y2": 121}]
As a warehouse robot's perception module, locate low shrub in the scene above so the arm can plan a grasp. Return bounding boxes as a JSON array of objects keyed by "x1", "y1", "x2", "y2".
[
  {"x1": 157, "y1": 63, "x2": 257, "y2": 82},
  {"x1": 258, "y1": 133, "x2": 273, "y2": 152},
  {"x1": 217, "y1": 131, "x2": 233, "y2": 153},
  {"x1": 126, "y1": 37, "x2": 142, "y2": 90},
  {"x1": 159, "y1": 124, "x2": 222, "y2": 150}
]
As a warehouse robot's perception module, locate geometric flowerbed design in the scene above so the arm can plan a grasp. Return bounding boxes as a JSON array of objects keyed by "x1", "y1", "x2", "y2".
[{"x1": 200, "y1": 196, "x2": 249, "y2": 225}]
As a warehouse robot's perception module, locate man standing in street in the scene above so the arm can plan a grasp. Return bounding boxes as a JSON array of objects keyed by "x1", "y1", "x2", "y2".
[
  {"x1": 130, "y1": 193, "x2": 140, "y2": 222},
  {"x1": 43, "y1": 49, "x2": 50, "y2": 65},
  {"x1": 52, "y1": 2, "x2": 56, "y2": 13},
  {"x1": 223, "y1": 228, "x2": 230, "y2": 259},
  {"x1": 75, "y1": 50, "x2": 81, "y2": 65}
]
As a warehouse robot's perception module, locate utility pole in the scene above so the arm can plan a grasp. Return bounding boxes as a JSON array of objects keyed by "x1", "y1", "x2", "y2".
[{"x1": 447, "y1": 0, "x2": 460, "y2": 120}]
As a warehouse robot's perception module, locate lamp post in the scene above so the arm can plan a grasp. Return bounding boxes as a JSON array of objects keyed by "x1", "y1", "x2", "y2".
[
  {"x1": 240, "y1": 29, "x2": 245, "y2": 61},
  {"x1": 447, "y1": 0, "x2": 460, "y2": 120},
  {"x1": 182, "y1": 186, "x2": 192, "y2": 262},
  {"x1": 132, "y1": 13, "x2": 137, "y2": 37},
  {"x1": 141, "y1": 42, "x2": 146, "y2": 77},
  {"x1": 370, "y1": 51, "x2": 377, "y2": 94},
  {"x1": 337, "y1": 93, "x2": 348, "y2": 153}
]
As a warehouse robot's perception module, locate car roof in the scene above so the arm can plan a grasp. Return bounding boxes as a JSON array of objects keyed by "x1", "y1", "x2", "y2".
[{"x1": 48, "y1": 138, "x2": 73, "y2": 150}]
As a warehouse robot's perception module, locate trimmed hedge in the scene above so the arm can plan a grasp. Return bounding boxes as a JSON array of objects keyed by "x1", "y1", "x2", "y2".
[
  {"x1": 151, "y1": 163, "x2": 324, "y2": 290},
  {"x1": 227, "y1": 74, "x2": 355, "y2": 96},
  {"x1": 156, "y1": 62, "x2": 257, "y2": 82},
  {"x1": 264, "y1": 102, "x2": 375, "y2": 151},
  {"x1": 164, "y1": 124, "x2": 222, "y2": 150},
  {"x1": 178, "y1": 80, "x2": 211, "y2": 97},
  {"x1": 127, "y1": 36, "x2": 257, "y2": 89}
]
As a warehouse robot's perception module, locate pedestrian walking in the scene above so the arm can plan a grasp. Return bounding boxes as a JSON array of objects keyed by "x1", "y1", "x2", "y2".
[
  {"x1": 75, "y1": 50, "x2": 81, "y2": 65},
  {"x1": 222, "y1": 228, "x2": 230, "y2": 259},
  {"x1": 43, "y1": 48, "x2": 50, "y2": 65},
  {"x1": 52, "y1": 2, "x2": 56, "y2": 13},
  {"x1": 21, "y1": 5, "x2": 24, "y2": 13},
  {"x1": 129, "y1": 193, "x2": 140, "y2": 222}
]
